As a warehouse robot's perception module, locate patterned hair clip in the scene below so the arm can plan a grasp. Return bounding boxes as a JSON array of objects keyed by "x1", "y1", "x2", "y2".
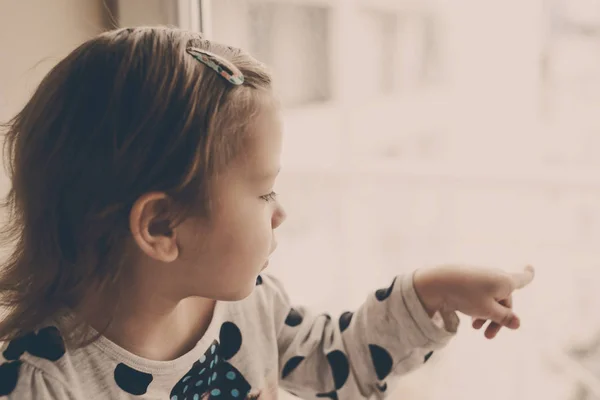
[{"x1": 186, "y1": 47, "x2": 244, "y2": 85}]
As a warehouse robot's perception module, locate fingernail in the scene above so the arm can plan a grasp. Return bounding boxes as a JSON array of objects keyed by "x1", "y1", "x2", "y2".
[
  {"x1": 525, "y1": 265, "x2": 534, "y2": 273},
  {"x1": 510, "y1": 316, "x2": 520, "y2": 329}
]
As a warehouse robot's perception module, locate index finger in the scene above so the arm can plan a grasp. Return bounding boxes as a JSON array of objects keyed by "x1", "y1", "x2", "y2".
[{"x1": 510, "y1": 265, "x2": 535, "y2": 290}]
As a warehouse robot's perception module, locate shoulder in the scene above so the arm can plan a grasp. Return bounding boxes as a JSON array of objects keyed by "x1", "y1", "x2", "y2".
[
  {"x1": 0, "y1": 360, "x2": 75, "y2": 399},
  {"x1": 0, "y1": 327, "x2": 79, "y2": 399}
]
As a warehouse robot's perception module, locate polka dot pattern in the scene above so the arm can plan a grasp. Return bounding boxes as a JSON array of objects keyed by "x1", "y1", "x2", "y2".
[
  {"x1": 338, "y1": 311, "x2": 353, "y2": 332},
  {"x1": 281, "y1": 356, "x2": 305, "y2": 379},
  {"x1": 0, "y1": 327, "x2": 67, "y2": 396},
  {"x1": 316, "y1": 391, "x2": 339, "y2": 400},
  {"x1": 219, "y1": 322, "x2": 242, "y2": 361},
  {"x1": 314, "y1": 349, "x2": 351, "y2": 399},
  {"x1": 368, "y1": 344, "x2": 393, "y2": 380},
  {"x1": 114, "y1": 363, "x2": 153, "y2": 395},
  {"x1": 0, "y1": 361, "x2": 22, "y2": 396},
  {"x1": 375, "y1": 277, "x2": 397, "y2": 301},
  {"x1": 376, "y1": 382, "x2": 388, "y2": 392},
  {"x1": 2, "y1": 327, "x2": 65, "y2": 362},
  {"x1": 285, "y1": 308, "x2": 304, "y2": 327},
  {"x1": 424, "y1": 351, "x2": 434, "y2": 363},
  {"x1": 327, "y1": 350, "x2": 350, "y2": 390}
]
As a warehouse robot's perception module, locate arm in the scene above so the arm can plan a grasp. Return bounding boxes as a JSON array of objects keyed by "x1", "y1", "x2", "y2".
[{"x1": 265, "y1": 272, "x2": 459, "y2": 400}]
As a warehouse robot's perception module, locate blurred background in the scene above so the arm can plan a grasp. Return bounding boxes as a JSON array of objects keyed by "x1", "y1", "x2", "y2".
[{"x1": 2, "y1": 0, "x2": 600, "y2": 399}]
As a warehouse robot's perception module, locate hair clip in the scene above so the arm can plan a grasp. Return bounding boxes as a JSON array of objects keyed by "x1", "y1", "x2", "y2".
[{"x1": 186, "y1": 47, "x2": 244, "y2": 85}]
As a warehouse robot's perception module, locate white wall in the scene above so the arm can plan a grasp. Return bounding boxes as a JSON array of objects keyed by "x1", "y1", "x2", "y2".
[
  {"x1": 0, "y1": 0, "x2": 107, "y2": 119},
  {"x1": 0, "y1": 0, "x2": 107, "y2": 190}
]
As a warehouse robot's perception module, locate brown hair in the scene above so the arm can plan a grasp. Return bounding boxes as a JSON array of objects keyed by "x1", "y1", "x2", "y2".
[{"x1": 0, "y1": 26, "x2": 272, "y2": 345}]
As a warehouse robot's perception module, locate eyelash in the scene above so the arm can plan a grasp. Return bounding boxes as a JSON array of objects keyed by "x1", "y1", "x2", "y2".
[{"x1": 260, "y1": 191, "x2": 278, "y2": 202}]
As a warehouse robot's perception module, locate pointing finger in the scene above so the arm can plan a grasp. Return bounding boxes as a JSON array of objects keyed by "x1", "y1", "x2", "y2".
[{"x1": 510, "y1": 265, "x2": 535, "y2": 290}]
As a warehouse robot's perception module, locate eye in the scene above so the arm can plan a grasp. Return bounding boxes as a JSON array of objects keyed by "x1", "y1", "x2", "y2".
[{"x1": 260, "y1": 191, "x2": 278, "y2": 202}]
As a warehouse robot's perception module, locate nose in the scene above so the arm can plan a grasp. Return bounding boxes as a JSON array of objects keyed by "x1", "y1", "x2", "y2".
[{"x1": 272, "y1": 202, "x2": 286, "y2": 230}]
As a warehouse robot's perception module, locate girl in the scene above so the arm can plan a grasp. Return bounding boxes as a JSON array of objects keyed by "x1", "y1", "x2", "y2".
[{"x1": 0, "y1": 27, "x2": 534, "y2": 399}]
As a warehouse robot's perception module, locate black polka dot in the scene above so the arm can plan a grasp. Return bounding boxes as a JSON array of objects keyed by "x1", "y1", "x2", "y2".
[
  {"x1": 114, "y1": 363, "x2": 153, "y2": 395},
  {"x1": 219, "y1": 322, "x2": 242, "y2": 360},
  {"x1": 316, "y1": 391, "x2": 338, "y2": 400},
  {"x1": 28, "y1": 326, "x2": 65, "y2": 361},
  {"x1": 338, "y1": 311, "x2": 353, "y2": 332},
  {"x1": 2, "y1": 333, "x2": 34, "y2": 360},
  {"x1": 0, "y1": 360, "x2": 22, "y2": 396},
  {"x1": 2, "y1": 327, "x2": 65, "y2": 363},
  {"x1": 375, "y1": 277, "x2": 397, "y2": 301},
  {"x1": 285, "y1": 308, "x2": 303, "y2": 327},
  {"x1": 326, "y1": 350, "x2": 349, "y2": 390},
  {"x1": 376, "y1": 382, "x2": 388, "y2": 392},
  {"x1": 424, "y1": 351, "x2": 434, "y2": 363},
  {"x1": 368, "y1": 344, "x2": 393, "y2": 380},
  {"x1": 281, "y1": 356, "x2": 305, "y2": 379},
  {"x1": 256, "y1": 275, "x2": 263, "y2": 285}
]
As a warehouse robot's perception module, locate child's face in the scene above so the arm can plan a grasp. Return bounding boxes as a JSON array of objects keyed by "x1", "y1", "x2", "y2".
[{"x1": 174, "y1": 102, "x2": 286, "y2": 301}]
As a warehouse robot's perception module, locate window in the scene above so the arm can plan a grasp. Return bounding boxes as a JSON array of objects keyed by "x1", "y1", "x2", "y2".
[
  {"x1": 541, "y1": 0, "x2": 600, "y2": 167},
  {"x1": 109, "y1": 0, "x2": 179, "y2": 27},
  {"x1": 210, "y1": 0, "x2": 332, "y2": 107}
]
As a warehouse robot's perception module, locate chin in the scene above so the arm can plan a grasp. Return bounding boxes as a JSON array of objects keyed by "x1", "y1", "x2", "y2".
[{"x1": 216, "y1": 279, "x2": 258, "y2": 302}]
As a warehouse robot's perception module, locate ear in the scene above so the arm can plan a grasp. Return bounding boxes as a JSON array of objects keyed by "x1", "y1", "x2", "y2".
[{"x1": 129, "y1": 192, "x2": 178, "y2": 262}]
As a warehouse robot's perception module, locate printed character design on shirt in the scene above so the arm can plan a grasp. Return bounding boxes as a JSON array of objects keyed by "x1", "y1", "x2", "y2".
[
  {"x1": 0, "y1": 326, "x2": 66, "y2": 396},
  {"x1": 169, "y1": 321, "x2": 253, "y2": 400}
]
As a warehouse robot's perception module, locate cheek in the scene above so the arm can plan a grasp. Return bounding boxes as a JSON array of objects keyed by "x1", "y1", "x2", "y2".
[
  {"x1": 179, "y1": 204, "x2": 273, "y2": 299},
  {"x1": 210, "y1": 203, "x2": 273, "y2": 259},
  {"x1": 232, "y1": 206, "x2": 273, "y2": 254}
]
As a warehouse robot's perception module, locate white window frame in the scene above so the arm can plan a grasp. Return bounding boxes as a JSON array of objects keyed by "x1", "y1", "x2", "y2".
[{"x1": 177, "y1": 0, "x2": 203, "y2": 33}]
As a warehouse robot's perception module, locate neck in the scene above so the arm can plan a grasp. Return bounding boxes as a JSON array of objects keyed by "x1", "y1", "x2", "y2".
[{"x1": 84, "y1": 270, "x2": 216, "y2": 361}]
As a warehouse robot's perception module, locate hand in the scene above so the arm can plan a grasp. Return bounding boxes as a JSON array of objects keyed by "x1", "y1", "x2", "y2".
[{"x1": 414, "y1": 264, "x2": 535, "y2": 339}]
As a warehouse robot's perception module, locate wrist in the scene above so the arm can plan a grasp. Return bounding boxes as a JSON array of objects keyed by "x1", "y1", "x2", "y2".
[{"x1": 413, "y1": 267, "x2": 445, "y2": 318}]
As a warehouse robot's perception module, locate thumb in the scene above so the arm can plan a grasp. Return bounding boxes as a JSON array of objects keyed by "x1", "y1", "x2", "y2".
[
  {"x1": 487, "y1": 300, "x2": 520, "y2": 329},
  {"x1": 509, "y1": 265, "x2": 535, "y2": 290}
]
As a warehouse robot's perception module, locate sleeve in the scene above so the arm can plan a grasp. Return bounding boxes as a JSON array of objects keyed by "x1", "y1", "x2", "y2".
[
  {"x1": 0, "y1": 361, "x2": 77, "y2": 400},
  {"x1": 264, "y1": 272, "x2": 460, "y2": 400}
]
